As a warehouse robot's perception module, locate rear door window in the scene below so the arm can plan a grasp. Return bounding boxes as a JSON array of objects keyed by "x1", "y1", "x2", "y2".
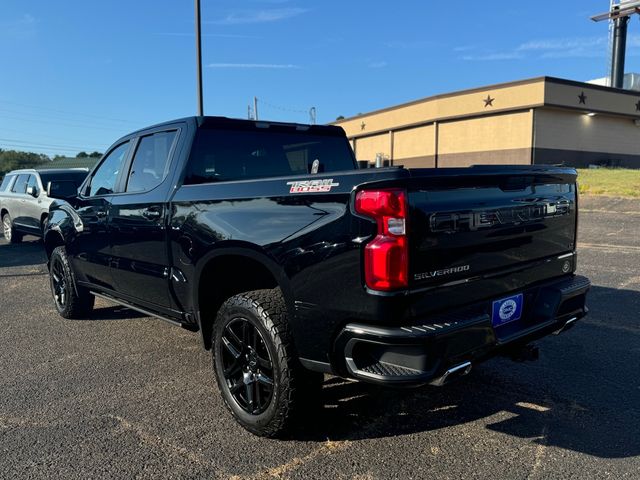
[
  {"x1": 11, "y1": 174, "x2": 29, "y2": 194},
  {"x1": 126, "y1": 131, "x2": 177, "y2": 193}
]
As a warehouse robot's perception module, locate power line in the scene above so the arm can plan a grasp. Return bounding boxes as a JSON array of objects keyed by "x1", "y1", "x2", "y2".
[
  {"x1": 0, "y1": 107, "x2": 138, "y2": 131},
  {"x1": 0, "y1": 113, "x2": 129, "y2": 133},
  {"x1": 0, "y1": 99, "x2": 142, "y2": 126},
  {"x1": 0, "y1": 143, "x2": 96, "y2": 153},
  {"x1": 258, "y1": 99, "x2": 317, "y2": 123},
  {"x1": 0, "y1": 137, "x2": 106, "y2": 151},
  {"x1": 259, "y1": 99, "x2": 309, "y2": 115},
  {"x1": 0, "y1": 126, "x2": 98, "y2": 143}
]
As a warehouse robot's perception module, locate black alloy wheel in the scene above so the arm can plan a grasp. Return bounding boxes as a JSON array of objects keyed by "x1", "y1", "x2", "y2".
[
  {"x1": 219, "y1": 317, "x2": 275, "y2": 415},
  {"x1": 50, "y1": 255, "x2": 68, "y2": 310},
  {"x1": 212, "y1": 288, "x2": 323, "y2": 437},
  {"x1": 48, "y1": 246, "x2": 95, "y2": 319}
]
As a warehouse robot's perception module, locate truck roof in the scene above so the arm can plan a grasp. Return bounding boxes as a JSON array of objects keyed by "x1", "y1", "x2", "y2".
[
  {"x1": 8, "y1": 168, "x2": 89, "y2": 175},
  {"x1": 129, "y1": 116, "x2": 346, "y2": 137}
]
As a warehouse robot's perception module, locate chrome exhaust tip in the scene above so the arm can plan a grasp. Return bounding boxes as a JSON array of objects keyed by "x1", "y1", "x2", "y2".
[
  {"x1": 553, "y1": 316, "x2": 578, "y2": 335},
  {"x1": 430, "y1": 361, "x2": 472, "y2": 387}
]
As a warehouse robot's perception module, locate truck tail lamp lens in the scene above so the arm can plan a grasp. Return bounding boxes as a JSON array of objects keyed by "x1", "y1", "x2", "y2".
[{"x1": 355, "y1": 189, "x2": 408, "y2": 291}]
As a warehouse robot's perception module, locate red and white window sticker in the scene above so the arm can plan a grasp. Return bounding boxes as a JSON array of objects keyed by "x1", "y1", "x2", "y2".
[{"x1": 287, "y1": 179, "x2": 340, "y2": 193}]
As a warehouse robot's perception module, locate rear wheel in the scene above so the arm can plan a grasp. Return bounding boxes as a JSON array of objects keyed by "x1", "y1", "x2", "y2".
[
  {"x1": 2, "y1": 213, "x2": 22, "y2": 244},
  {"x1": 212, "y1": 288, "x2": 322, "y2": 437},
  {"x1": 49, "y1": 246, "x2": 95, "y2": 319}
]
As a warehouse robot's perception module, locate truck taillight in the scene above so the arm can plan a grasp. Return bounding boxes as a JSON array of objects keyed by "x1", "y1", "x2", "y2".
[{"x1": 355, "y1": 188, "x2": 408, "y2": 291}]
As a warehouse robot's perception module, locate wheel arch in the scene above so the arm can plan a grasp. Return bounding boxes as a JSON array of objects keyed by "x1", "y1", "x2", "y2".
[
  {"x1": 43, "y1": 229, "x2": 66, "y2": 260},
  {"x1": 193, "y1": 244, "x2": 294, "y2": 350}
]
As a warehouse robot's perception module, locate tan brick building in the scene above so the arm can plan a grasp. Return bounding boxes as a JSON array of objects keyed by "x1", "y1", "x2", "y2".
[{"x1": 334, "y1": 77, "x2": 640, "y2": 168}]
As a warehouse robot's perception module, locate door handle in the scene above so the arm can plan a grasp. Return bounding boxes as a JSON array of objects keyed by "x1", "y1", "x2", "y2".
[{"x1": 142, "y1": 208, "x2": 162, "y2": 220}]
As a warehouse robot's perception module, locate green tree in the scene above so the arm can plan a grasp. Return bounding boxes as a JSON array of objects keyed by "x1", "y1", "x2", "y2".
[
  {"x1": 88, "y1": 151, "x2": 102, "y2": 158},
  {"x1": 336, "y1": 115, "x2": 345, "y2": 121},
  {"x1": 0, "y1": 150, "x2": 50, "y2": 178},
  {"x1": 76, "y1": 151, "x2": 88, "y2": 158}
]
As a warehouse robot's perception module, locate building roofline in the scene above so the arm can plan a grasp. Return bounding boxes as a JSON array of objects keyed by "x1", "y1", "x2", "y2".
[{"x1": 333, "y1": 76, "x2": 640, "y2": 124}]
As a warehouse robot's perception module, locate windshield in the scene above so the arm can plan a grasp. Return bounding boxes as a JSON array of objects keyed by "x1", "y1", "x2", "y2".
[
  {"x1": 48, "y1": 180, "x2": 80, "y2": 198},
  {"x1": 40, "y1": 171, "x2": 88, "y2": 198}
]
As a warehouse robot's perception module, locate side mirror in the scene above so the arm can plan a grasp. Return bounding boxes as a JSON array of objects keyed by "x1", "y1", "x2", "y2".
[{"x1": 26, "y1": 186, "x2": 38, "y2": 198}]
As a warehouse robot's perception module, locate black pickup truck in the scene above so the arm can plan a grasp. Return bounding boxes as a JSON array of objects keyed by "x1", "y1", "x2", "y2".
[{"x1": 44, "y1": 116, "x2": 590, "y2": 437}]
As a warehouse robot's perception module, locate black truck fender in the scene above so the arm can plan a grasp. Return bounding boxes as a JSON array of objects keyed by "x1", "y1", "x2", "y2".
[{"x1": 192, "y1": 243, "x2": 296, "y2": 350}]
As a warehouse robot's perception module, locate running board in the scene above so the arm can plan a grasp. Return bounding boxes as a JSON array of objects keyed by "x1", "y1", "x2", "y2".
[{"x1": 90, "y1": 291, "x2": 183, "y2": 327}]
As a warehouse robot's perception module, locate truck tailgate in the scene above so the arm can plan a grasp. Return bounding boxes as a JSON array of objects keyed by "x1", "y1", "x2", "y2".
[{"x1": 404, "y1": 166, "x2": 577, "y2": 289}]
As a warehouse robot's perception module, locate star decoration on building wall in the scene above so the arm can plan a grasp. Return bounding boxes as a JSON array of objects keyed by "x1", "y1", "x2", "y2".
[
  {"x1": 360, "y1": 121, "x2": 366, "y2": 130},
  {"x1": 578, "y1": 91, "x2": 587, "y2": 104},
  {"x1": 483, "y1": 95, "x2": 495, "y2": 107},
  {"x1": 635, "y1": 99, "x2": 640, "y2": 111}
]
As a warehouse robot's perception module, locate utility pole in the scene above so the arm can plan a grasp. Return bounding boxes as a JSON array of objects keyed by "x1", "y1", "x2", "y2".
[
  {"x1": 611, "y1": 14, "x2": 630, "y2": 88},
  {"x1": 591, "y1": 0, "x2": 640, "y2": 89},
  {"x1": 253, "y1": 96, "x2": 259, "y2": 121},
  {"x1": 195, "y1": 0, "x2": 204, "y2": 116}
]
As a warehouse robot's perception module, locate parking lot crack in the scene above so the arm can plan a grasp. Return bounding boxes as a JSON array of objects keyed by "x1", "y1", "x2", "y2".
[
  {"x1": 105, "y1": 414, "x2": 224, "y2": 475},
  {"x1": 232, "y1": 439, "x2": 350, "y2": 479},
  {"x1": 526, "y1": 422, "x2": 549, "y2": 480}
]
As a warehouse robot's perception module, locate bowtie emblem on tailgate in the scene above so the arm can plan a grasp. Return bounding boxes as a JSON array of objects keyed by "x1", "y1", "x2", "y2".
[{"x1": 287, "y1": 179, "x2": 340, "y2": 193}]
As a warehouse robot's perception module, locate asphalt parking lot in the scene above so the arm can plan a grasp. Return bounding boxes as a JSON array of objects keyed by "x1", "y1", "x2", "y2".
[{"x1": 0, "y1": 196, "x2": 638, "y2": 479}]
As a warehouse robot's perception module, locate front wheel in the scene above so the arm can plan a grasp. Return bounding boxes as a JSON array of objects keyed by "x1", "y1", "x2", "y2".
[
  {"x1": 212, "y1": 288, "x2": 322, "y2": 437},
  {"x1": 49, "y1": 246, "x2": 95, "y2": 319}
]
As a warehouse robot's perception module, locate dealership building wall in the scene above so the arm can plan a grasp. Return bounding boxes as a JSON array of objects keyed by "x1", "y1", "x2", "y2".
[{"x1": 334, "y1": 77, "x2": 640, "y2": 168}]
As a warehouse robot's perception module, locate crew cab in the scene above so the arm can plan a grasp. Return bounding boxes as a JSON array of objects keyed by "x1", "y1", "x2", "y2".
[
  {"x1": 0, "y1": 168, "x2": 89, "y2": 242},
  {"x1": 44, "y1": 116, "x2": 590, "y2": 437}
]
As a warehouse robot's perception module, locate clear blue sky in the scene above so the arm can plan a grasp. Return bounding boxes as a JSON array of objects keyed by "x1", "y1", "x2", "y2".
[{"x1": 1, "y1": 0, "x2": 638, "y2": 157}]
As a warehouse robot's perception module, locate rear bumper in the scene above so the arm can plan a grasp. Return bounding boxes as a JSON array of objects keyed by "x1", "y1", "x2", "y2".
[{"x1": 333, "y1": 274, "x2": 590, "y2": 386}]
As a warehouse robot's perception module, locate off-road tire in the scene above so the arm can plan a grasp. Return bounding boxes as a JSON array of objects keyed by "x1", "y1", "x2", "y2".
[
  {"x1": 2, "y1": 213, "x2": 22, "y2": 244},
  {"x1": 49, "y1": 246, "x2": 95, "y2": 319},
  {"x1": 212, "y1": 288, "x2": 323, "y2": 437}
]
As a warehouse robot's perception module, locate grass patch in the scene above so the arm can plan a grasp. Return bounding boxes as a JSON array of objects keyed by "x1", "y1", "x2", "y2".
[{"x1": 576, "y1": 168, "x2": 640, "y2": 198}]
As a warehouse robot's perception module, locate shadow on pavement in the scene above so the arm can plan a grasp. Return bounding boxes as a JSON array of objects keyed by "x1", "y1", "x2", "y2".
[
  {"x1": 291, "y1": 285, "x2": 639, "y2": 460},
  {"x1": 2, "y1": 236, "x2": 637, "y2": 458},
  {"x1": 0, "y1": 236, "x2": 47, "y2": 268}
]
